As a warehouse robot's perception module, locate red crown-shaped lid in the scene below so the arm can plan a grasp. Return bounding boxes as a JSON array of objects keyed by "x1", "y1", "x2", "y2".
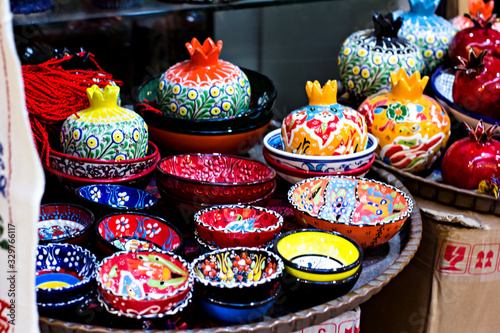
[{"x1": 186, "y1": 37, "x2": 223, "y2": 67}]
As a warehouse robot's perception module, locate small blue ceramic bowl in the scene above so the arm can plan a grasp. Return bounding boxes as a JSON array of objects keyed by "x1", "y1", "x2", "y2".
[
  {"x1": 35, "y1": 243, "x2": 97, "y2": 305},
  {"x1": 76, "y1": 184, "x2": 158, "y2": 217},
  {"x1": 198, "y1": 285, "x2": 280, "y2": 325}
]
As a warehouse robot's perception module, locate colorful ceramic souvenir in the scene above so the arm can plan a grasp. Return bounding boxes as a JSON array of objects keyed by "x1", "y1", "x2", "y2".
[
  {"x1": 60, "y1": 84, "x2": 149, "y2": 161},
  {"x1": 451, "y1": 0, "x2": 500, "y2": 31},
  {"x1": 338, "y1": 12, "x2": 424, "y2": 99},
  {"x1": 396, "y1": 0, "x2": 455, "y2": 74},
  {"x1": 288, "y1": 176, "x2": 413, "y2": 249},
  {"x1": 358, "y1": 69, "x2": 450, "y2": 173},
  {"x1": 96, "y1": 250, "x2": 193, "y2": 318},
  {"x1": 158, "y1": 38, "x2": 251, "y2": 120},
  {"x1": 281, "y1": 80, "x2": 368, "y2": 156}
]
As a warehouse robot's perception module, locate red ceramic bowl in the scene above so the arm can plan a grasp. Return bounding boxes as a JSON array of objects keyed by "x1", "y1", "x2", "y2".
[
  {"x1": 194, "y1": 205, "x2": 283, "y2": 249},
  {"x1": 96, "y1": 250, "x2": 193, "y2": 318},
  {"x1": 95, "y1": 212, "x2": 184, "y2": 258},
  {"x1": 156, "y1": 153, "x2": 276, "y2": 205},
  {"x1": 287, "y1": 176, "x2": 413, "y2": 249},
  {"x1": 263, "y1": 148, "x2": 375, "y2": 184},
  {"x1": 47, "y1": 141, "x2": 159, "y2": 179}
]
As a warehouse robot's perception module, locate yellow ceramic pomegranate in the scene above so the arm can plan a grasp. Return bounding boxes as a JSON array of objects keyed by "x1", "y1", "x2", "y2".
[
  {"x1": 281, "y1": 80, "x2": 368, "y2": 156},
  {"x1": 358, "y1": 69, "x2": 450, "y2": 173}
]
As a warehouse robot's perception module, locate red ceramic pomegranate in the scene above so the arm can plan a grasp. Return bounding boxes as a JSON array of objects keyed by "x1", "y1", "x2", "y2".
[
  {"x1": 448, "y1": 12, "x2": 500, "y2": 65},
  {"x1": 453, "y1": 47, "x2": 500, "y2": 120},
  {"x1": 441, "y1": 121, "x2": 500, "y2": 189}
]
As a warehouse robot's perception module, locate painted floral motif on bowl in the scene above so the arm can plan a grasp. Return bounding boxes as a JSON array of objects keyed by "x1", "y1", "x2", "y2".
[
  {"x1": 158, "y1": 38, "x2": 250, "y2": 120},
  {"x1": 288, "y1": 176, "x2": 413, "y2": 248},
  {"x1": 96, "y1": 250, "x2": 193, "y2": 318},
  {"x1": 38, "y1": 203, "x2": 94, "y2": 245},
  {"x1": 194, "y1": 205, "x2": 283, "y2": 248}
]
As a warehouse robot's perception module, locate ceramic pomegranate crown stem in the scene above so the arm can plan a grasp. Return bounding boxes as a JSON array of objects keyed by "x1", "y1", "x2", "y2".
[
  {"x1": 389, "y1": 68, "x2": 429, "y2": 101},
  {"x1": 86, "y1": 84, "x2": 119, "y2": 109},
  {"x1": 469, "y1": 0, "x2": 495, "y2": 18},
  {"x1": 373, "y1": 12, "x2": 403, "y2": 39},
  {"x1": 455, "y1": 46, "x2": 486, "y2": 74},
  {"x1": 465, "y1": 120, "x2": 499, "y2": 143},
  {"x1": 464, "y1": 11, "x2": 499, "y2": 28},
  {"x1": 408, "y1": 0, "x2": 439, "y2": 15},
  {"x1": 185, "y1": 37, "x2": 223, "y2": 67},
  {"x1": 306, "y1": 80, "x2": 337, "y2": 105}
]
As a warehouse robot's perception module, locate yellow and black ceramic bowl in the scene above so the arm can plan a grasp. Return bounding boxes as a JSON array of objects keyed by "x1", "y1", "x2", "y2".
[{"x1": 273, "y1": 229, "x2": 362, "y2": 282}]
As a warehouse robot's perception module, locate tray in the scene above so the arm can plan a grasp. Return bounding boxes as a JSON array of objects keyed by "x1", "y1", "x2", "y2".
[{"x1": 38, "y1": 165, "x2": 422, "y2": 333}]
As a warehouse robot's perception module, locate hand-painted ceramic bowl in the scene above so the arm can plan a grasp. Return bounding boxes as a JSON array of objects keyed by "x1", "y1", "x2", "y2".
[
  {"x1": 96, "y1": 250, "x2": 193, "y2": 318},
  {"x1": 47, "y1": 141, "x2": 159, "y2": 180},
  {"x1": 191, "y1": 247, "x2": 284, "y2": 303},
  {"x1": 288, "y1": 176, "x2": 413, "y2": 249},
  {"x1": 263, "y1": 129, "x2": 378, "y2": 173},
  {"x1": 76, "y1": 184, "x2": 158, "y2": 217},
  {"x1": 194, "y1": 205, "x2": 283, "y2": 249},
  {"x1": 35, "y1": 243, "x2": 98, "y2": 305},
  {"x1": 197, "y1": 284, "x2": 280, "y2": 325},
  {"x1": 156, "y1": 153, "x2": 276, "y2": 205},
  {"x1": 38, "y1": 203, "x2": 94, "y2": 245},
  {"x1": 431, "y1": 65, "x2": 498, "y2": 130},
  {"x1": 273, "y1": 229, "x2": 362, "y2": 282},
  {"x1": 263, "y1": 148, "x2": 375, "y2": 185},
  {"x1": 95, "y1": 213, "x2": 183, "y2": 257},
  {"x1": 194, "y1": 230, "x2": 275, "y2": 254}
]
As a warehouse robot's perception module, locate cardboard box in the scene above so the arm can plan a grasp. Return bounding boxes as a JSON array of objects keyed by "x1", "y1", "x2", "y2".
[
  {"x1": 296, "y1": 307, "x2": 360, "y2": 333},
  {"x1": 360, "y1": 197, "x2": 500, "y2": 333}
]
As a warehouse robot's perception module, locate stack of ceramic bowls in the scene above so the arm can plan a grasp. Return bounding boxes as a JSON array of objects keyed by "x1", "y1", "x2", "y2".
[
  {"x1": 36, "y1": 243, "x2": 98, "y2": 314},
  {"x1": 288, "y1": 176, "x2": 413, "y2": 249},
  {"x1": 263, "y1": 129, "x2": 377, "y2": 184},
  {"x1": 156, "y1": 153, "x2": 277, "y2": 228},
  {"x1": 135, "y1": 68, "x2": 276, "y2": 155},
  {"x1": 44, "y1": 141, "x2": 160, "y2": 190},
  {"x1": 96, "y1": 249, "x2": 193, "y2": 320},
  {"x1": 193, "y1": 205, "x2": 283, "y2": 252},
  {"x1": 273, "y1": 229, "x2": 362, "y2": 307},
  {"x1": 191, "y1": 247, "x2": 284, "y2": 325}
]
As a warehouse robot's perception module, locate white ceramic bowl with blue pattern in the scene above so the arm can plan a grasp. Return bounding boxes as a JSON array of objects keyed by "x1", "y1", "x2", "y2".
[{"x1": 263, "y1": 129, "x2": 378, "y2": 173}]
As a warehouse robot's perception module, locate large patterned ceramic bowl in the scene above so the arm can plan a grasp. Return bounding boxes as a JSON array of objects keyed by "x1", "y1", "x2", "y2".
[
  {"x1": 96, "y1": 250, "x2": 193, "y2": 319},
  {"x1": 194, "y1": 205, "x2": 283, "y2": 249},
  {"x1": 156, "y1": 153, "x2": 276, "y2": 205},
  {"x1": 263, "y1": 129, "x2": 378, "y2": 173},
  {"x1": 288, "y1": 176, "x2": 413, "y2": 249}
]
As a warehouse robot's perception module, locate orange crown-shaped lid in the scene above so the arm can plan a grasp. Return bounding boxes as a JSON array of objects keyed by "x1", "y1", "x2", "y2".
[
  {"x1": 185, "y1": 37, "x2": 223, "y2": 67},
  {"x1": 306, "y1": 80, "x2": 338, "y2": 106},
  {"x1": 470, "y1": 0, "x2": 494, "y2": 19},
  {"x1": 390, "y1": 69, "x2": 429, "y2": 101}
]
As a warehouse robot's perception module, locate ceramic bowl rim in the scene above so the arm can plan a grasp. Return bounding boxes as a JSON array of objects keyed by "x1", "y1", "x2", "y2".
[
  {"x1": 263, "y1": 129, "x2": 378, "y2": 162},
  {"x1": 75, "y1": 184, "x2": 159, "y2": 212},
  {"x1": 48, "y1": 141, "x2": 160, "y2": 166},
  {"x1": 35, "y1": 243, "x2": 98, "y2": 293},
  {"x1": 135, "y1": 68, "x2": 277, "y2": 125},
  {"x1": 194, "y1": 230, "x2": 275, "y2": 252},
  {"x1": 263, "y1": 149, "x2": 375, "y2": 177},
  {"x1": 45, "y1": 153, "x2": 160, "y2": 184},
  {"x1": 430, "y1": 65, "x2": 499, "y2": 126},
  {"x1": 37, "y1": 291, "x2": 91, "y2": 309},
  {"x1": 191, "y1": 247, "x2": 284, "y2": 289},
  {"x1": 273, "y1": 229, "x2": 363, "y2": 275},
  {"x1": 287, "y1": 176, "x2": 414, "y2": 227},
  {"x1": 156, "y1": 153, "x2": 276, "y2": 186},
  {"x1": 96, "y1": 249, "x2": 193, "y2": 300},
  {"x1": 198, "y1": 283, "x2": 281, "y2": 309},
  {"x1": 97, "y1": 289, "x2": 193, "y2": 320},
  {"x1": 285, "y1": 264, "x2": 363, "y2": 286},
  {"x1": 194, "y1": 205, "x2": 283, "y2": 235},
  {"x1": 39, "y1": 203, "x2": 95, "y2": 242},
  {"x1": 94, "y1": 211, "x2": 184, "y2": 254}
]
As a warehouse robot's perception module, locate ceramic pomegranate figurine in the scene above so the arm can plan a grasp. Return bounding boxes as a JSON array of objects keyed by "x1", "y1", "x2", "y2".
[
  {"x1": 358, "y1": 69, "x2": 450, "y2": 173},
  {"x1": 158, "y1": 37, "x2": 251, "y2": 120},
  {"x1": 281, "y1": 80, "x2": 368, "y2": 156},
  {"x1": 448, "y1": 11, "x2": 500, "y2": 65},
  {"x1": 397, "y1": 0, "x2": 455, "y2": 74},
  {"x1": 451, "y1": 0, "x2": 500, "y2": 31},
  {"x1": 60, "y1": 84, "x2": 148, "y2": 160},
  {"x1": 338, "y1": 12, "x2": 423, "y2": 100},
  {"x1": 441, "y1": 121, "x2": 500, "y2": 189},
  {"x1": 453, "y1": 47, "x2": 500, "y2": 120}
]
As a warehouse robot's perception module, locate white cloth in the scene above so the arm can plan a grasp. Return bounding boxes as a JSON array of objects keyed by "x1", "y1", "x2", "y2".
[{"x1": 0, "y1": 1, "x2": 45, "y2": 332}]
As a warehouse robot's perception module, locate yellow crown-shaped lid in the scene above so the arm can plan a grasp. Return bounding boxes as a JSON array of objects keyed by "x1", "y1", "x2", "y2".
[
  {"x1": 86, "y1": 84, "x2": 120, "y2": 109},
  {"x1": 390, "y1": 69, "x2": 429, "y2": 101},
  {"x1": 306, "y1": 80, "x2": 338, "y2": 106}
]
